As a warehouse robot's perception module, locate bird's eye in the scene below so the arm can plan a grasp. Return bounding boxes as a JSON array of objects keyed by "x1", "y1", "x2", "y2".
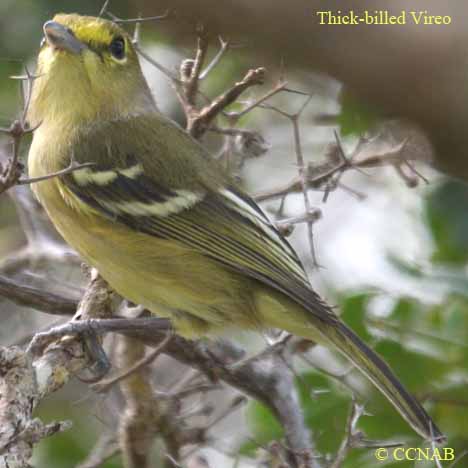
[{"x1": 109, "y1": 36, "x2": 125, "y2": 60}]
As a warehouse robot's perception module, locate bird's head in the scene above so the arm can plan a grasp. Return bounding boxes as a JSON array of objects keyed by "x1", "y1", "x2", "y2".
[{"x1": 29, "y1": 14, "x2": 155, "y2": 127}]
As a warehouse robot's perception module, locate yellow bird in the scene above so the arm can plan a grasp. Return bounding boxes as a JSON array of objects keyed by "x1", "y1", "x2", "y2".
[{"x1": 28, "y1": 14, "x2": 443, "y2": 441}]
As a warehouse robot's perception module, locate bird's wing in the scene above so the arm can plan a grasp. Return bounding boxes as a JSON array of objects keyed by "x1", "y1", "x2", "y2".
[{"x1": 61, "y1": 115, "x2": 336, "y2": 323}]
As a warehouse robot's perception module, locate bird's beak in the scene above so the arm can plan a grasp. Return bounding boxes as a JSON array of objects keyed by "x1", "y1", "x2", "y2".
[{"x1": 43, "y1": 21, "x2": 85, "y2": 54}]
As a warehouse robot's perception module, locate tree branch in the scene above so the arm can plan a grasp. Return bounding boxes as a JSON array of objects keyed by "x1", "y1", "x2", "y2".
[
  {"x1": 0, "y1": 274, "x2": 79, "y2": 315},
  {"x1": 0, "y1": 274, "x2": 112, "y2": 467}
]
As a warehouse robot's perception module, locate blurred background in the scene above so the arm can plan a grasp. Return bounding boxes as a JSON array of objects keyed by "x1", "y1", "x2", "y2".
[{"x1": 1, "y1": 1, "x2": 468, "y2": 467}]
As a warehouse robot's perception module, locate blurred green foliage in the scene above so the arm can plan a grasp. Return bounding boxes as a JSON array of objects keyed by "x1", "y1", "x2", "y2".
[
  {"x1": 34, "y1": 402, "x2": 120, "y2": 468},
  {"x1": 425, "y1": 179, "x2": 468, "y2": 265},
  {"x1": 337, "y1": 90, "x2": 382, "y2": 137}
]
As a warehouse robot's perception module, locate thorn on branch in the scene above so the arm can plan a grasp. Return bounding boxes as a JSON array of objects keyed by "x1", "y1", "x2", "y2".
[
  {"x1": 110, "y1": 10, "x2": 171, "y2": 24},
  {"x1": 9, "y1": 73, "x2": 43, "y2": 81},
  {"x1": 206, "y1": 395, "x2": 247, "y2": 431},
  {"x1": 277, "y1": 209, "x2": 322, "y2": 227},
  {"x1": 98, "y1": 0, "x2": 110, "y2": 17}
]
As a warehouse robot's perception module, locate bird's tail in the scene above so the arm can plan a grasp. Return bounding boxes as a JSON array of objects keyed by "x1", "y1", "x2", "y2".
[{"x1": 315, "y1": 319, "x2": 445, "y2": 442}]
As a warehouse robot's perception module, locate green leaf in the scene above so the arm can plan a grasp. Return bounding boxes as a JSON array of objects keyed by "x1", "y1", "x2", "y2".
[
  {"x1": 338, "y1": 91, "x2": 381, "y2": 136},
  {"x1": 296, "y1": 372, "x2": 350, "y2": 454},
  {"x1": 240, "y1": 400, "x2": 283, "y2": 456},
  {"x1": 430, "y1": 383, "x2": 468, "y2": 438},
  {"x1": 425, "y1": 179, "x2": 468, "y2": 265},
  {"x1": 374, "y1": 340, "x2": 444, "y2": 391},
  {"x1": 34, "y1": 403, "x2": 121, "y2": 468},
  {"x1": 340, "y1": 293, "x2": 373, "y2": 342}
]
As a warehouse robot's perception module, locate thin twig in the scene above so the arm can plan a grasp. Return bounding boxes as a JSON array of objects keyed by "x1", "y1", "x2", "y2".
[
  {"x1": 92, "y1": 333, "x2": 172, "y2": 393},
  {"x1": 199, "y1": 37, "x2": 229, "y2": 80},
  {"x1": 290, "y1": 96, "x2": 320, "y2": 267},
  {"x1": 76, "y1": 432, "x2": 119, "y2": 468},
  {"x1": 18, "y1": 161, "x2": 95, "y2": 185},
  {"x1": 448, "y1": 449, "x2": 468, "y2": 468},
  {"x1": 98, "y1": 0, "x2": 110, "y2": 17},
  {"x1": 110, "y1": 10, "x2": 170, "y2": 24},
  {"x1": 134, "y1": 45, "x2": 180, "y2": 82},
  {"x1": 231, "y1": 79, "x2": 287, "y2": 120}
]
